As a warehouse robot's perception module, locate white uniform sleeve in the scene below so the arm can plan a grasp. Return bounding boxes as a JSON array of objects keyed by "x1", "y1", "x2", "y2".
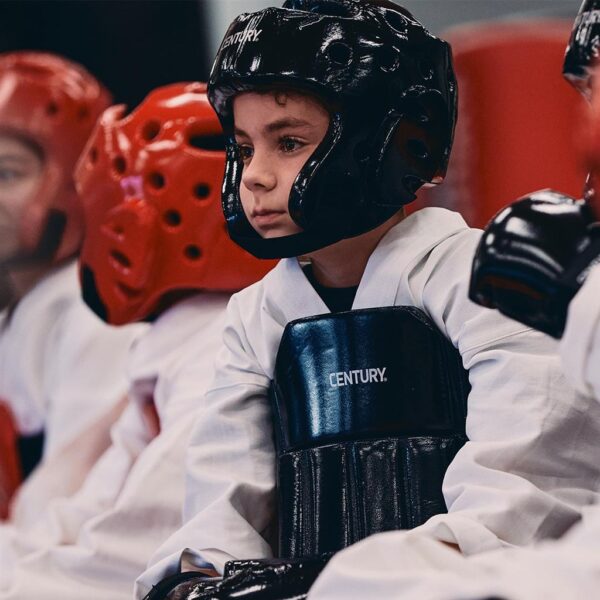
[
  {"x1": 0, "y1": 401, "x2": 148, "y2": 591},
  {"x1": 309, "y1": 513, "x2": 600, "y2": 600},
  {"x1": 560, "y1": 263, "x2": 600, "y2": 400},
  {"x1": 411, "y1": 232, "x2": 600, "y2": 553},
  {"x1": 0, "y1": 298, "x2": 228, "y2": 599},
  {"x1": 135, "y1": 294, "x2": 276, "y2": 598},
  {"x1": 42, "y1": 300, "x2": 144, "y2": 459},
  {"x1": 310, "y1": 232, "x2": 600, "y2": 599}
]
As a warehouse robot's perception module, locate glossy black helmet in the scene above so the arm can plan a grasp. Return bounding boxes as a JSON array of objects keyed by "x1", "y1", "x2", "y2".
[{"x1": 208, "y1": 0, "x2": 458, "y2": 259}]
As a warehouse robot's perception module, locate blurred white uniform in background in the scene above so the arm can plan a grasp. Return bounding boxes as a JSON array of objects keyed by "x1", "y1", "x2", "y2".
[
  {"x1": 0, "y1": 294, "x2": 227, "y2": 600},
  {"x1": 2, "y1": 260, "x2": 145, "y2": 527}
]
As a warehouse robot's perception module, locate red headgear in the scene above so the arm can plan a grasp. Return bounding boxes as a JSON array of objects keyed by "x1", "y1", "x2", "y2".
[
  {"x1": 0, "y1": 52, "x2": 111, "y2": 262},
  {"x1": 75, "y1": 82, "x2": 277, "y2": 325}
]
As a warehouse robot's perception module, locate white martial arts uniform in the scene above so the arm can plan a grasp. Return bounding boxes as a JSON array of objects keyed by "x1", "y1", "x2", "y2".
[
  {"x1": 560, "y1": 263, "x2": 600, "y2": 400},
  {"x1": 0, "y1": 293, "x2": 228, "y2": 599},
  {"x1": 137, "y1": 208, "x2": 600, "y2": 598},
  {"x1": 0, "y1": 261, "x2": 144, "y2": 525},
  {"x1": 305, "y1": 263, "x2": 600, "y2": 600}
]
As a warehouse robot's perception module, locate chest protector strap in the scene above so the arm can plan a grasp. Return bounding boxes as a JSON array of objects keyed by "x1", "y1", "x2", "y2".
[{"x1": 270, "y1": 307, "x2": 470, "y2": 558}]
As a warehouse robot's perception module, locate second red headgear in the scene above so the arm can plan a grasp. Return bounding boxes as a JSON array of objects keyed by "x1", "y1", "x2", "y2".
[
  {"x1": 75, "y1": 82, "x2": 277, "y2": 325},
  {"x1": 0, "y1": 51, "x2": 112, "y2": 262}
]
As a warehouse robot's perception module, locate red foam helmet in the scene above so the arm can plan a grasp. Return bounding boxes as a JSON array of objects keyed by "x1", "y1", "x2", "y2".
[
  {"x1": 0, "y1": 52, "x2": 111, "y2": 262},
  {"x1": 75, "y1": 82, "x2": 277, "y2": 325}
]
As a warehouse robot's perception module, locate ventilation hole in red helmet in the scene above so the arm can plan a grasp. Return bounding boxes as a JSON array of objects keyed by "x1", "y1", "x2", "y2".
[
  {"x1": 146, "y1": 172, "x2": 165, "y2": 191},
  {"x1": 163, "y1": 210, "x2": 182, "y2": 227},
  {"x1": 110, "y1": 250, "x2": 131, "y2": 269},
  {"x1": 141, "y1": 120, "x2": 161, "y2": 142},
  {"x1": 187, "y1": 133, "x2": 226, "y2": 152},
  {"x1": 113, "y1": 156, "x2": 127, "y2": 175},
  {"x1": 407, "y1": 139, "x2": 429, "y2": 159},
  {"x1": 194, "y1": 183, "x2": 210, "y2": 200},
  {"x1": 89, "y1": 147, "x2": 99, "y2": 165},
  {"x1": 78, "y1": 105, "x2": 90, "y2": 121},
  {"x1": 184, "y1": 245, "x2": 202, "y2": 260},
  {"x1": 326, "y1": 42, "x2": 353, "y2": 66},
  {"x1": 419, "y1": 59, "x2": 434, "y2": 81},
  {"x1": 110, "y1": 224, "x2": 125, "y2": 237},
  {"x1": 46, "y1": 101, "x2": 59, "y2": 116}
]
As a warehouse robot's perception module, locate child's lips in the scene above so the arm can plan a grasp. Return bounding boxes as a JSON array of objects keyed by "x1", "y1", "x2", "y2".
[{"x1": 251, "y1": 209, "x2": 287, "y2": 227}]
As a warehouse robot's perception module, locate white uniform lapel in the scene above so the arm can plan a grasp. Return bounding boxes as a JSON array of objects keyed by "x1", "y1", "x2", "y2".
[
  {"x1": 353, "y1": 208, "x2": 470, "y2": 310},
  {"x1": 268, "y1": 258, "x2": 330, "y2": 323}
]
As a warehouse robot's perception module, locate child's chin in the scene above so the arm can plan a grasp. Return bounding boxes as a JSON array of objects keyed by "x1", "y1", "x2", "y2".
[{"x1": 259, "y1": 226, "x2": 302, "y2": 239}]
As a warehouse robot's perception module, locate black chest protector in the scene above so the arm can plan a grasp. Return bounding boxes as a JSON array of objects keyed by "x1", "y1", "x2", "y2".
[{"x1": 270, "y1": 306, "x2": 470, "y2": 558}]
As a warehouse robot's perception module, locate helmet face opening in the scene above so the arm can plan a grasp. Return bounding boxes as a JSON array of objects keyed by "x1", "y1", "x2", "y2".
[
  {"x1": 76, "y1": 83, "x2": 277, "y2": 325},
  {"x1": 209, "y1": 0, "x2": 457, "y2": 259}
]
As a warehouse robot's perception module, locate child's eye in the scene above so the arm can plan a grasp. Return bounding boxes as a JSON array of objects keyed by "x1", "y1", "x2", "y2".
[
  {"x1": 236, "y1": 144, "x2": 254, "y2": 162},
  {"x1": 279, "y1": 137, "x2": 304, "y2": 153},
  {"x1": 0, "y1": 169, "x2": 23, "y2": 183}
]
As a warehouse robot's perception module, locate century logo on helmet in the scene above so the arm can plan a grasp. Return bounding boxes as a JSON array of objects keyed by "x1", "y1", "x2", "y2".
[
  {"x1": 329, "y1": 367, "x2": 388, "y2": 388},
  {"x1": 222, "y1": 27, "x2": 262, "y2": 50}
]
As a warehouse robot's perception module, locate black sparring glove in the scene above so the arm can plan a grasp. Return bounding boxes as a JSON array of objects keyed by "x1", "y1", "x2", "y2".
[
  {"x1": 469, "y1": 190, "x2": 600, "y2": 338},
  {"x1": 167, "y1": 557, "x2": 329, "y2": 600},
  {"x1": 142, "y1": 571, "x2": 219, "y2": 600}
]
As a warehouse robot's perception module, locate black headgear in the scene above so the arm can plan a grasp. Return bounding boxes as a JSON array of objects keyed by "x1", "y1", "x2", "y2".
[
  {"x1": 564, "y1": 0, "x2": 600, "y2": 98},
  {"x1": 208, "y1": 0, "x2": 457, "y2": 259}
]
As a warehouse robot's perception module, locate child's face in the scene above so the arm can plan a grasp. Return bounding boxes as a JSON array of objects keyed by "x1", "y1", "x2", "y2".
[
  {"x1": 0, "y1": 133, "x2": 43, "y2": 261},
  {"x1": 233, "y1": 90, "x2": 329, "y2": 238}
]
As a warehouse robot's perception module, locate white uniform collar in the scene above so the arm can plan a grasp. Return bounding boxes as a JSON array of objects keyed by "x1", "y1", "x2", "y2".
[
  {"x1": 354, "y1": 208, "x2": 469, "y2": 309},
  {"x1": 266, "y1": 208, "x2": 469, "y2": 323}
]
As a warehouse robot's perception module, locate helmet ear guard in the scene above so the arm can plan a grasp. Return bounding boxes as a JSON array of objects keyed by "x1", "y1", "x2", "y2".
[
  {"x1": 375, "y1": 88, "x2": 455, "y2": 204},
  {"x1": 209, "y1": 0, "x2": 458, "y2": 259}
]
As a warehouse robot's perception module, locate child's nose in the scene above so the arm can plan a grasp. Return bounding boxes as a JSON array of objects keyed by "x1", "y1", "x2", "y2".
[{"x1": 242, "y1": 151, "x2": 277, "y2": 192}]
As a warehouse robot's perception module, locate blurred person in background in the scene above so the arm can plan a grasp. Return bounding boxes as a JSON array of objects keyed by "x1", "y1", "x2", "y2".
[{"x1": 0, "y1": 51, "x2": 144, "y2": 524}]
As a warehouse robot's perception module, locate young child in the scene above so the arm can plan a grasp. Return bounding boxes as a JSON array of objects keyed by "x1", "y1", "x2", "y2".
[
  {"x1": 138, "y1": 1, "x2": 600, "y2": 598},
  {"x1": 0, "y1": 51, "x2": 143, "y2": 522},
  {"x1": 0, "y1": 83, "x2": 274, "y2": 599}
]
